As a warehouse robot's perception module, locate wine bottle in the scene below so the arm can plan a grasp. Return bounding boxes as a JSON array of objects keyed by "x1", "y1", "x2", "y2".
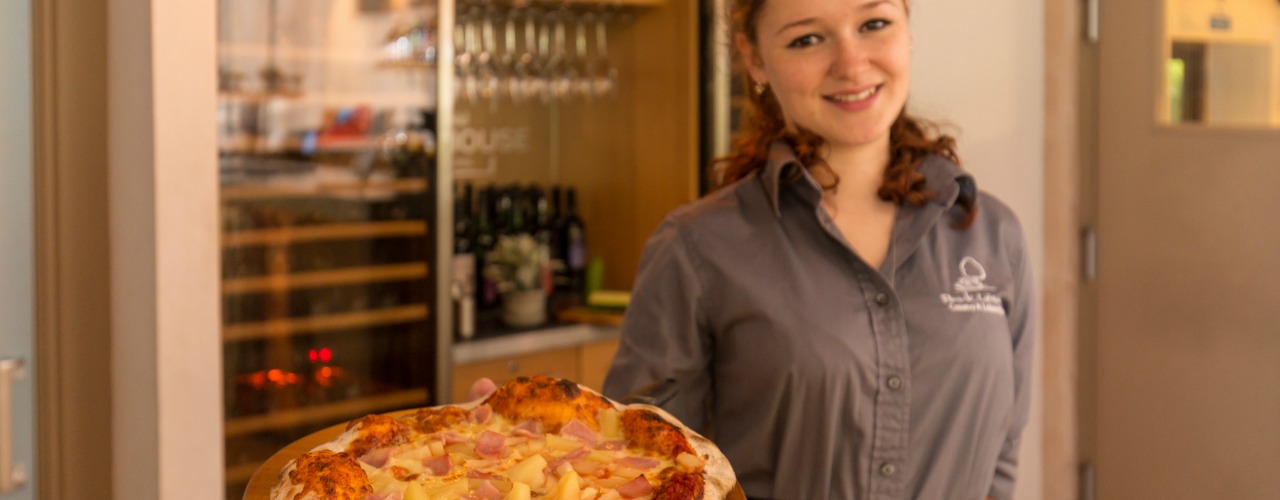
[
  {"x1": 493, "y1": 185, "x2": 513, "y2": 236},
  {"x1": 454, "y1": 183, "x2": 474, "y2": 254},
  {"x1": 530, "y1": 185, "x2": 554, "y2": 294},
  {"x1": 549, "y1": 186, "x2": 566, "y2": 289},
  {"x1": 504, "y1": 184, "x2": 527, "y2": 236},
  {"x1": 472, "y1": 187, "x2": 498, "y2": 309},
  {"x1": 560, "y1": 187, "x2": 587, "y2": 297},
  {"x1": 453, "y1": 183, "x2": 476, "y2": 338}
]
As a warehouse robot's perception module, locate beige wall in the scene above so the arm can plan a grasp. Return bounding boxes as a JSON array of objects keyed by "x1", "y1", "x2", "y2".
[
  {"x1": 911, "y1": 0, "x2": 1047, "y2": 498},
  {"x1": 109, "y1": 0, "x2": 223, "y2": 498}
]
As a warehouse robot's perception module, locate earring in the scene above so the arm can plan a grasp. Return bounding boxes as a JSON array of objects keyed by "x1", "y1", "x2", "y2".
[{"x1": 754, "y1": 81, "x2": 767, "y2": 95}]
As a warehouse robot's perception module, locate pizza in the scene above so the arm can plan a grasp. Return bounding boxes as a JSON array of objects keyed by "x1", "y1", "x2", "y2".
[{"x1": 268, "y1": 376, "x2": 737, "y2": 500}]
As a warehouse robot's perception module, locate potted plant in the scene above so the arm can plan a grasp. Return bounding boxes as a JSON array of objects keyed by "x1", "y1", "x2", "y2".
[{"x1": 484, "y1": 234, "x2": 549, "y2": 328}]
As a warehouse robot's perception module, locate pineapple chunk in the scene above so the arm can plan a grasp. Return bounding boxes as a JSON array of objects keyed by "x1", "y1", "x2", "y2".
[
  {"x1": 554, "y1": 470, "x2": 581, "y2": 500},
  {"x1": 403, "y1": 481, "x2": 428, "y2": 500},
  {"x1": 421, "y1": 478, "x2": 468, "y2": 498},
  {"x1": 598, "y1": 408, "x2": 622, "y2": 441},
  {"x1": 390, "y1": 456, "x2": 426, "y2": 475},
  {"x1": 369, "y1": 473, "x2": 402, "y2": 494},
  {"x1": 506, "y1": 454, "x2": 548, "y2": 489},
  {"x1": 504, "y1": 482, "x2": 532, "y2": 500},
  {"x1": 587, "y1": 450, "x2": 618, "y2": 464},
  {"x1": 445, "y1": 443, "x2": 477, "y2": 458},
  {"x1": 546, "y1": 434, "x2": 581, "y2": 453},
  {"x1": 594, "y1": 475, "x2": 633, "y2": 489},
  {"x1": 676, "y1": 452, "x2": 706, "y2": 472}
]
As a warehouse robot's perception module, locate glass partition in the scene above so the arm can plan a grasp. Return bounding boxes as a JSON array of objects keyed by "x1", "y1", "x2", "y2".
[{"x1": 217, "y1": 0, "x2": 440, "y2": 496}]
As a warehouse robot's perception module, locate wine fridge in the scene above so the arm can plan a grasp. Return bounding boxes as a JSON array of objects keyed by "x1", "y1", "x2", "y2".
[{"x1": 217, "y1": 0, "x2": 443, "y2": 496}]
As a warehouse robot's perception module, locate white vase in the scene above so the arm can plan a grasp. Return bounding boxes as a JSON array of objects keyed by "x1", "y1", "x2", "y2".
[{"x1": 501, "y1": 289, "x2": 547, "y2": 328}]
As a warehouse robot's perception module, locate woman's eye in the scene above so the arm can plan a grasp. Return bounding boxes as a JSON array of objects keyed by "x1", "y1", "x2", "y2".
[
  {"x1": 861, "y1": 19, "x2": 891, "y2": 32},
  {"x1": 787, "y1": 34, "x2": 821, "y2": 48}
]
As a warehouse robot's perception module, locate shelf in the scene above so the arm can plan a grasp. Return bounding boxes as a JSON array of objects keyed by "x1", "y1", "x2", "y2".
[
  {"x1": 222, "y1": 221, "x2": 428, "y2": 248},
  {"x1": 224, "y1": 388, "x2": 429, "y2": 437},
  {"x1": 223, "y1": 263, "x2": 429, "y2": 295},
  {"x1": 376, "y1": 60, "x2": 436, "y2": 70},
  {"x1": 221, "y1": 178, "x2": 428, "y2": 202},
  {"x1": 223, "y1": 304, "x2": 430, "y2": 342},
  {"x1": 453, "y1": 323, "x2": 620, "y2": 365},
  {"x1": 217, "y1": 90, "x2": 435, "y2": 111}
]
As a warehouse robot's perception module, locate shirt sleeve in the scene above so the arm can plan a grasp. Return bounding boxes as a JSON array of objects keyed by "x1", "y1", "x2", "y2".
[
  {"x1": 988, "y1": 223, "x2": 1037, "y2": 500},
  {"x1": 602, "y1": 214, "x2": 714, "y2": 432}
]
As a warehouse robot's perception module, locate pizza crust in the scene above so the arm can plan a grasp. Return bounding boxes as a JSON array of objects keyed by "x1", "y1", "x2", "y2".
[
  {"x1": 619, "y1": 402, "x2": 737, "y2": 500},
  {"x1": 268, "y1": 380, "x2": 738, "y2": 500}
]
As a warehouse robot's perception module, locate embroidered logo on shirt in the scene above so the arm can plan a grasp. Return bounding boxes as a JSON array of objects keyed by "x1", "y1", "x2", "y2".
[{"x1": 940, "y1": 257, "x2": 1005, "y2": 315}]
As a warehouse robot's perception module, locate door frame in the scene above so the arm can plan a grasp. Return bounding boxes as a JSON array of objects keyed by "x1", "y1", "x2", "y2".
[
  {"x1": 32, "y1": 0, "x2": 114, "y2": 497},
  {"x1": 1043, "y1": 0, "x2": 1085, "y2": 499}
]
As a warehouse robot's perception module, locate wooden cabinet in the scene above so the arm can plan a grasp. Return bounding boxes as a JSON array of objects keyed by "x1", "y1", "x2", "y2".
[
  {"x1": 579, "y1": 338, "x2": 621, "y2": 391},
  {"x1": 451, "y1": 337, "x2": 620, "y2": 401},
  {"x1": 452, "y1": 346, "x2": 578, "y2": 402}
]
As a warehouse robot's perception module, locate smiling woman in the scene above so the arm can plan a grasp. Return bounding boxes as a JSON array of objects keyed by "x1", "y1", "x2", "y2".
[
  {"x1": 739, "y1": 0, "x2": 911, "y2": 154},
  {"x1": 603, "y1": 0, "x2": 1036, "y2": 498}
]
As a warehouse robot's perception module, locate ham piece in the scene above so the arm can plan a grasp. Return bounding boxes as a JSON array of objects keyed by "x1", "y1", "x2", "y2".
[
  {"x1": 438, "y1": 431, "x2": 468, "y2": 446},
  {"x1": 597, "y1": 440, "x2": 626, "y2": 451},
  {"x1": 616, "y1": 475, "x2": 653, "y2": 499},
  {"x1": 469, "y1": 480, "x2": 504, "y2": 500},
  {"x1": 471, "y1": 404, "x2": 493, "y2": 425},
  {"x1": 511, "y1": 419, "x2": 542, "y2": 437},
  {"x1": 422, "y1": 454, "x2": 453, "y2": 476},
  {"x1": 547, "y1": 446, "x2": 591, "y2": 470},
  {"x1": 560, "y1": 418, "x2": 600, "y2": 447},
  {"x1": 358, "y1": 448, "x2": 392, "y2": 468},
  {"x1": 474, "y1": 430, "x2": 507, "y2": 458},
  {"x1": 616, "y1": 456, "x2": 660, "y2": 470}
]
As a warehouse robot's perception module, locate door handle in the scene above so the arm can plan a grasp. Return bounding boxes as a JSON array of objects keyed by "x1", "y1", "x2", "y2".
[{"x1": 0, "y1": 357, "x2": 28, "y2": 493}]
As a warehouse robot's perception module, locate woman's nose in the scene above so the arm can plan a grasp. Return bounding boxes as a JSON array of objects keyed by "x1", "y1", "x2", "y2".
[{"x1": 829, "y1": 37, "x2": 871, "y2": 77}]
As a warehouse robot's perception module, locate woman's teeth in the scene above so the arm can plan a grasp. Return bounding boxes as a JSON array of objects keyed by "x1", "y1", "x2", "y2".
[{"x1": 828, "y1": 86, "x2": 878, "y2": 102}]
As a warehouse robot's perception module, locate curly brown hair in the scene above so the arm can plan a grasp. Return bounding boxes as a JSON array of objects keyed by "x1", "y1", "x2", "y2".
[{"x1": 712, "y1": 0, "x2": 975, "y2": 228}]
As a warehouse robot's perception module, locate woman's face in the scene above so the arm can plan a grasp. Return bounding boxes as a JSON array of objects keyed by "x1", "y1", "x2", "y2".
[{"x1": 739, "y1": 0, "x2": 911, "y2": 152}]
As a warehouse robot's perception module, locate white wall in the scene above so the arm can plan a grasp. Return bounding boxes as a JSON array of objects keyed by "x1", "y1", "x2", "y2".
[{"x1": 909, "y1": 1, "x2": 1046, "y2": 499}]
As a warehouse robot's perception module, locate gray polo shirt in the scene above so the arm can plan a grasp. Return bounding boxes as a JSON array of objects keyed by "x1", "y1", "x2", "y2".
[{"x1": 603, "y1": 142, "x2": 1035, "y2": 500}]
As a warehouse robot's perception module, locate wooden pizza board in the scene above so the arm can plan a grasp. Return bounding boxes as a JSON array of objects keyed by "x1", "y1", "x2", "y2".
[{"x1": 242, "y1": 409, "x2": 746, "y2": 500}]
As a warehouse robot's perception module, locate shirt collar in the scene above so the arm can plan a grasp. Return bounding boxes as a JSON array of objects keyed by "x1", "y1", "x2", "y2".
[{"x1": 759, "y1": 140, "x2": 977, "y2": 217}]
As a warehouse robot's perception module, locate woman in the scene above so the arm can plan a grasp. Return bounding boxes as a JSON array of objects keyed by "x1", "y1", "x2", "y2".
[{"x1": 602, "y1": 0, "x2": 1035, "y2": 499}]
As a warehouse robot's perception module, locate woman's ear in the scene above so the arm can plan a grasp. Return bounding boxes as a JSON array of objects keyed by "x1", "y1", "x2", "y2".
[{"x1": 735, "y1": 33, "x2": 766, "y2": 86}]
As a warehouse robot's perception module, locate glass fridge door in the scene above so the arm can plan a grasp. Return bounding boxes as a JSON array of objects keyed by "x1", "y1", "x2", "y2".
[{"x1": 217, "y1": 0, "x2": 441, "y2": 496}]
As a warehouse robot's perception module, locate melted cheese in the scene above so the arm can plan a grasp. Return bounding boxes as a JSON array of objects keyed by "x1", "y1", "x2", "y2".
[{"x1": 359, "y1": 407, "x2": 684, "y2": 500}]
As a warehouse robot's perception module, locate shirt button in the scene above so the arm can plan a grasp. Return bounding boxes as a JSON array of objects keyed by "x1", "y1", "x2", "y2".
[
  {"x1": 880, "y1": 462, "x2": 897, "y2": 477},
  {"x1": 887, "y1": 376, "x2": 903, "y2": 390},
  {"x1": 874, "y1": 293, "x2": 890, "y2": 306}
]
